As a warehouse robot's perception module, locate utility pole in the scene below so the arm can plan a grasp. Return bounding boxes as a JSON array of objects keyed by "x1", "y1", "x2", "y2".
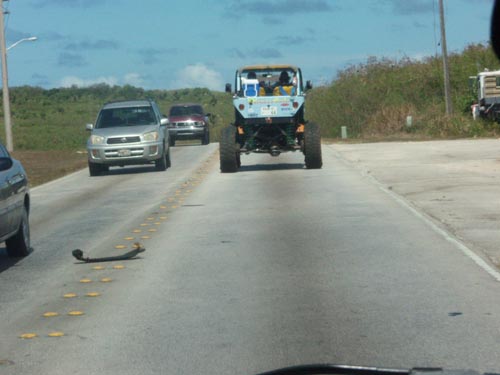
[
  {"x1": 0, "y1": 0, "x2": 12, "y2": 151},
  {"x1": 439, "y1": 0, "x2": 453, "y2": 115}
]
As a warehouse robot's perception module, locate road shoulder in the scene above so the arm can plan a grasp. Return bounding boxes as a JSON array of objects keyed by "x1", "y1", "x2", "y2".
[{"x1": 330, "y1": 139, "x2": 500, "y2": 268}]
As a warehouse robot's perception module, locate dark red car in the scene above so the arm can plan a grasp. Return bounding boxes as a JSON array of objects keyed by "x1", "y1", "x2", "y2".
[{"x1": 167, "y1": 103, "x2": 210, "y2": 146}]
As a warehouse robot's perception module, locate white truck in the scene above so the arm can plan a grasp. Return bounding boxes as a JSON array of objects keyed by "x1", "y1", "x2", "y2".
[{"x1": 471, "y1": 70, "x2": 500, "y2": 120}]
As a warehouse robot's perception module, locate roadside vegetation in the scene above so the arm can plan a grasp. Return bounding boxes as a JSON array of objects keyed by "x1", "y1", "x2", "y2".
[
  {"x1": 3, "y1": 85, "x2": 234, "y2": 151},
  {"x1": 1, "y1": 43, "x2": 499, "y2": 185},
  {"x1": 1, "y1": 42, "x2": 498, "y2": 151},
  {"x1": 307, "y1": 43, "x2": 500, "y2": 140}
]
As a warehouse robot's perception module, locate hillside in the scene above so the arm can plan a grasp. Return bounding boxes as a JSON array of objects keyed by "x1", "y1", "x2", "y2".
[
  {"x1": 307, "y1": 43, "x2": 500, "y2": 140},
  {"x1": 1, "y1": 43, "x2": 499, "y2": 152}
]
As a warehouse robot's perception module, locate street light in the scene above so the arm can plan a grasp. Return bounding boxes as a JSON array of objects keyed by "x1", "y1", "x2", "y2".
[
  {"x1": 0, "y1": 3, "x2": 37, "y2": 152},
  {"x1": 7, "y1": 36, "x2": 37, "y2": 51}
]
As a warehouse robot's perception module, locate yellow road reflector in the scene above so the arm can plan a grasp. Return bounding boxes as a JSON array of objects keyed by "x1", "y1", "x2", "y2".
[
  {"x1": 113, "y1": 265, "x2": 125, "y2": 270},
  {"x1": 86, "y1": 292, "x2": 100, "y2": 297},
  {"x1": 140, "y1": 223, "x2": 149, "y2": 227},
  {"x1": 63, "y1": 293, "x2": 77, "y2": 298},
  {"x1": 93, "y1": 265, "x2": 105, "y2": 270},
  {"x1": 167, "y1": 198, "x2": 175, "y2": 202},
  {"x1": 172, "y1": 205, "x2": 178, "y2": 209},
  {"x1": 132, "y1": 229, "x2": 142, "y2": 233},
  {"x1": 175, "y1": 190, "x2": 182, "y2": 194},
  {"x1": 124, "y1": 237, "x2": 135, "y2": 241},
  {"x1": 148, "y1": 228, "x2": 157, "y2": 232},
  {"x1": 48, "y1": 332, "x2": 64, "y2": 337},
  {"x1": 140, "y1": 235, "x2": 150, "y2": 239},
  {"x1": 68, "y1": 311, "x2": 84, "y2": 316},
  {"x1": 154, "y1": 222, "x2": 161, "y2": 225},
  {"x1": 159, "y1": 216, "x2": 167, "y2": 220},
  {"x1": 100, "y1": 278, "x2": 112, "y2": 283},
  {"x1": 114, "y1": 245, "x2": 127, "y2": 249},
  {"x1": 20, "y1": 333, "x2": 37, "y2": 339},
  {"x1": 147, "y1": 217, "x2": 155, "y2": 221},
  {"x1": 160, "y1": 205, "x2": 167, "y2": 209},
  {"x1": 80, "y1": 278, "x2": 92, "y2": 283},
  {"x1": 187, "y1": 190, "x2": 193, "y2": 193},
  {"x1": 43, "y1": 312, "x2": 59, "y2": 318}
]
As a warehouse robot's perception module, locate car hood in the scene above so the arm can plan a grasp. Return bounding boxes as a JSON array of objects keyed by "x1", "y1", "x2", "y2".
[
  {"x1": 91, "y1": 124, "x2": 160, "y2": 138},
  {"x1": 168, "y1": 115, "x2": 205, "y2": 122}
]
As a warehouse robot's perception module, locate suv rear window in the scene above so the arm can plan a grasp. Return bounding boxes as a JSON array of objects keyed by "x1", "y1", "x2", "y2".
[
  {"x1": 169, "y1": 105, "x2": 204, "y2": 117},
  {"x1": 96, "y1": 106, "x2": 156, "y2": 128}
]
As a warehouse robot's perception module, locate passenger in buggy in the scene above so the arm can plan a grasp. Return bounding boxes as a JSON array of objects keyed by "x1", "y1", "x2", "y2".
[{"x1": 273, "y1": 70, "x2": 296, "y2": 96}]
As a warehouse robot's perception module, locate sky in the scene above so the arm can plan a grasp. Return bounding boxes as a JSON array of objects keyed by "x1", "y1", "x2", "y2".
[{"x1": 2, "y1": 0, "x2": 496, "y2": 91}]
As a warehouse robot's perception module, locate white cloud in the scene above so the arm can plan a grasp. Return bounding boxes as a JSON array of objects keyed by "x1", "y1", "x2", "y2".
[
  {"x1": 124, "y1": 73, "x2": 145, "y2": 87},
  {"x1": 59, "y1": 75, "x2": 118, "y2": 87},
  {"x1": 172, "y1": 63, "x2": 223, "y2": 91}
]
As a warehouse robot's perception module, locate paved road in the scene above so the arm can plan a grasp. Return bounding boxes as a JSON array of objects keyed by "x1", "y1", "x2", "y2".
[{"x1": 1, "y1": 142, "x2": 500, "y2": 374}]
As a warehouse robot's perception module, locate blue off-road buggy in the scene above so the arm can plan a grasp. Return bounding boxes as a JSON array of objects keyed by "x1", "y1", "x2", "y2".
[{"x1": 220, "y1": 65, "x2": 322, "y2": 173}]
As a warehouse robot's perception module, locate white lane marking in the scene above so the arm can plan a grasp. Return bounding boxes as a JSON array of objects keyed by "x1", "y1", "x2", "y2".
[{"x1": 374, "y1": 177, "x2": 500, "y2": 282}]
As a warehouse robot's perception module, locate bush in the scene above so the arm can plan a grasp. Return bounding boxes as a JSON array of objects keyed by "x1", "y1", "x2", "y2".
[{"x1": 307, "y1": 43, "x2": 500, "y2": 140}]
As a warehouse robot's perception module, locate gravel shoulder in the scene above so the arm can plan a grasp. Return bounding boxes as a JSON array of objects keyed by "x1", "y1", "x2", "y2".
[{"x1": 330, "y1": 138, "x2": 500, "y2": 267}]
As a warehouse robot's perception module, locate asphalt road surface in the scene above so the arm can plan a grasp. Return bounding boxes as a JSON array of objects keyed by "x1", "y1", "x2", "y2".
[{"x1": 1, "y1": 142, "x2": 500, "y2": 375}]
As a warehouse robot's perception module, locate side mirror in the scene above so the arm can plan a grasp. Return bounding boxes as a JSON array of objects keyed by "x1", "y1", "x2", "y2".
[
  {"x1": 225, "y1": 83, "x2": 232, "y2": 93},
  {"x1": 305, "y1": 80, "x2": 313, "y2": 91},
  {"x1": 86, "y1": 123, "x2": 94, "y2": 131},
  {"x1": 160, "y1": 118, "x2": 168, "y2": 126},
  {"x1": 0, "y1": 157, "x2": 13, "y2": 172}
]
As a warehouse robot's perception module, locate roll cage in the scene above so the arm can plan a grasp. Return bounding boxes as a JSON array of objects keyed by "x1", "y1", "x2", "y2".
[{"x1": 232, "y1": 65, "x2": 305, "y2": 97}]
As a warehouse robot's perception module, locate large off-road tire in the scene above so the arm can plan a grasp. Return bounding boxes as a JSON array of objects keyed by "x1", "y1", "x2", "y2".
[
  {"x1": 88, "y1": 161, "x2": 103, "y2": 176},
  {"x1": 220, "y1": 125, "x2": 238, "y2": 173},
  {"x1": 304, "y1": 122, "x2": 322, "y2": 169},
  {"x1": 6, "y1": 206, "x2": 32, "y2": 257}
]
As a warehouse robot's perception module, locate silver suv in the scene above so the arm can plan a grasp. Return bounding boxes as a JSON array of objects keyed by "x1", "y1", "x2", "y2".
[{"x1": 86, "y1": 100, "x2": 171, "y2": 176}]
